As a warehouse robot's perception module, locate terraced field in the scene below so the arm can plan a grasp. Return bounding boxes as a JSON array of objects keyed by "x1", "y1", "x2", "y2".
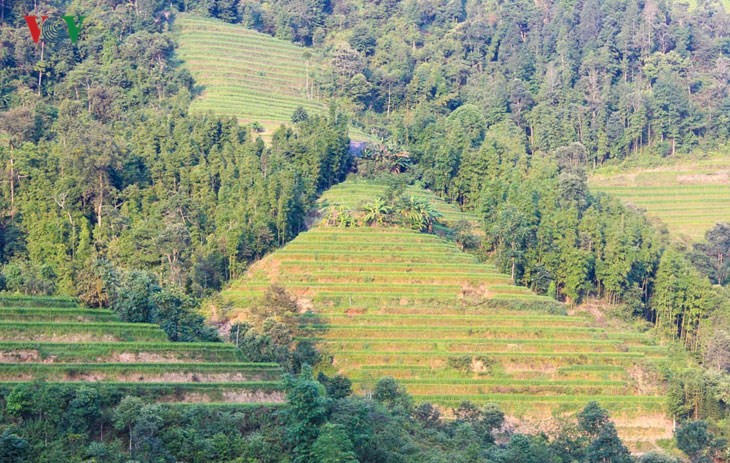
[
  {"x1": 221, "y1": 180, "x2": 674, "y2": 449},
  {"x1": 0, "y1": 295, "x2": 284, "y2": 405},
  {"x1": 176, "y1": 15, "x2": 371, "y2": 141},
  {"x1": 589, "y1": 158, "x2": 730, "y2": 241},
  {"x1": 176, "y1": 15, "x2": 320, "y2": 129}
]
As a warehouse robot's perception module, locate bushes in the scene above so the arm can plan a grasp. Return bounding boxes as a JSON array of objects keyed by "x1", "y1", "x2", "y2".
[
  {"x1": 231, "y1": 285, "x2": 322, "y2": 373},
  {"x1": 0, "y1": 372, "x2": 668, "y2": 462},
  {"x1": 447, "y1": 355, "x2": 495, "y2": 374},
  {"x1": 675, "y1": 420, "x2": 726, "y2": 463},
  {"x1": 77, "y1": 265, "x2": 220, "y2": 343},
  {"x1": 0, "y1": 261, "x2": 57, "y2": 296}
]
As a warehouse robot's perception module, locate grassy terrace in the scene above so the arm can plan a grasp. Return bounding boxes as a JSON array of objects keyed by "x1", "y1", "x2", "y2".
[
  {"x1": 0, "y1": 321, "x2": 169, "y2": 342},
  {"x1": 221, "y1": 179, "x2": 673, "y2": 447},
  {"x1": 589, "y1": 157, "x2": 730, "y2": 241},
  {"x1": 176, "y1": 14, "x2": 320, "y2": 136},
  {"x1": 0, "y1": 307, "x2": 120, "y2": 322},
  {"x1": 0, "y1": 341, "x2": 242, "y2": 362},
  {"x1": 0, "y1": 362, "x2": 283, "y2": 382},
  {"x1": 0, "y1": 295, "x2": 77, "y2": 307},
  {"x1": 0, "y1": 297, "x2": 285, "y2": 404}
]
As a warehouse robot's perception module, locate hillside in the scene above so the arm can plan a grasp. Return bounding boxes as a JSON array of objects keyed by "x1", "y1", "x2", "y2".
[
  {"x1": 0, "y1": 295, "x2": 284, "y2": 405},
  {"x1": 175, "y1": 15, "x2": 321, "y2": 136},
  {"x1": 220, "y1": 179, "x2": 675, "y2": 450},
  {"x1": 4, "y1": 0, "x2": 730, "y2": 458},
  {"x1": 589, "y1": 157, "x2": 730, "y2": 242}
]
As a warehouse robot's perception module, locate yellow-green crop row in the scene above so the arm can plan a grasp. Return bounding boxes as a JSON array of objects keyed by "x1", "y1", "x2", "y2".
[
  {"x1": 0, "y1": 362, "x2": 284, "y2": 382},
  {"x1": 0, "y1": 341, "x2": 242, "y2": 362},
  {"x1": 0, "y1": 307, "x2": 119, "y2": 322},
  {"x1": 0, "y1": 295, "x2": 78, "y2": 307}
]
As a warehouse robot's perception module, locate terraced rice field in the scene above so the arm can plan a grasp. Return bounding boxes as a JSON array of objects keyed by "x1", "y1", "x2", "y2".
[
  {"x1": 176, "y1": 15, "x2": 371, "y2": 141},
  {"x1": 176, "y1": 15, "x2": 320, "y2": 130},
  {"x1": 221, "y1": 180, "x2": 674, "y2": 449},
  {"x1": 0, "y1": 295, "x2": 284, "y2": 404},
  {"x1": 589, "y1": 158, "x2": 730, "y2": 241}
]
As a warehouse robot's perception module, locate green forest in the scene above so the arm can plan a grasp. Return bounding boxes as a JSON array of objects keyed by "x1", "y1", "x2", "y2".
[{"x1": 1, "y1": 0, "x2": 730, "y2": 461}]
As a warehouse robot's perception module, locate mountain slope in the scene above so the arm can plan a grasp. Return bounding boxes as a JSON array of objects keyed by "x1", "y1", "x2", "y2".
[{"x1": 220, "y1": 179, "x2": 676, "y2": 450}]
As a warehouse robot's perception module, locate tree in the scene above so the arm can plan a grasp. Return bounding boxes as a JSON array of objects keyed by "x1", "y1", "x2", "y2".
[
  {"x1": 349, "y1": 25, "x2": 376, "y2": 55},
  {"x1": 452, "y1": 401, "x2": 504, "y2": 445},
  {"x1": 282, "y1": 365, "x2": 328, "y2": 463},
  {"x1": 585, "y1": 423, "x2": 632, "y2": 463},
  {"x1": 317, "y1": 372, "x2": 353, "y2": 399},
  {"x1": 153, "y1": 288, "x2": 219, "y2": 342},
  {"x1": 64, "y1": 386, "x2": 101, "y2": 436},
  {"x1": 251, "y1": 284, "x2": 300, "y2": 329},
  {"x1": 311, "y1": 424, "x2": 359, "y2": 463},
  {"x1": 675, "y1": 420, "x2": 723, "y2": 463},
  {"x1": 446, "y1": 104, "x2": 486, "y2": 150},
  {"x1": 362, "y1": 197, "x2": 392, "y2": 226},
  {"x1": 60, "y1": 120, "x2": 121, "y2": 234},
  {"x1": 557, "y1": 170, "x2": 588, "y2": 209},
  {"x1": 372, "y1": 376, "x2": 413, "y2": 413},
  {"x1": 397, "y1": 195, "x2": 440, "y2": 232},
  {"x1": 0, "y1": 107, "x2": 38, "y2": 217},
  {"x1": 693, "y1": 223, "x2": 730, "y2": 285},
  {"x1": 331, "y1": 43, "x2": 363, "y2": 79},
  {"x1": 488, "y1": 203, "x2": 535, "y2": 282},
  {"x1": 112, "y1": 271, "x2": 159, "y2": 323},
  {"x1": 131, "y1": 404, "x2": 169, "y2": 462},
  {"x1": 291, "y1": 340, "x2": 322, "y2": 373},
  {"x1": 113, "y1": 396, "x2": 144, "y2": 454},
  {"x1": 347, "y1": 74, "x2": 373, "y2": 109},
  {"x1": 292, "y1": 106, "x2": 309, "y2": 123},
  {"x1": 703, "y1": 328, "x2": 730, "y2": 372},
  {"x1": 554, "y1": 143, "x2": 588, "y2": 173},
  {"x1": 0, "y1": 431, "x2": 29, "y2": 463},
  {"x1": 652, "y1": 251, "x2": 715, "y2": 351},
  {"x1": 156, "y1": 219, "x2": 191, "y2": 287},
  {"x1": 413, "y1": 403, "x2": 441, "y2": 429},
  {"x1": 578, "y1": 402, "x2": 610, "y2": 437},
  {"x1": 651, "y1": 71, "x2": 690, "y2": 156}
]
